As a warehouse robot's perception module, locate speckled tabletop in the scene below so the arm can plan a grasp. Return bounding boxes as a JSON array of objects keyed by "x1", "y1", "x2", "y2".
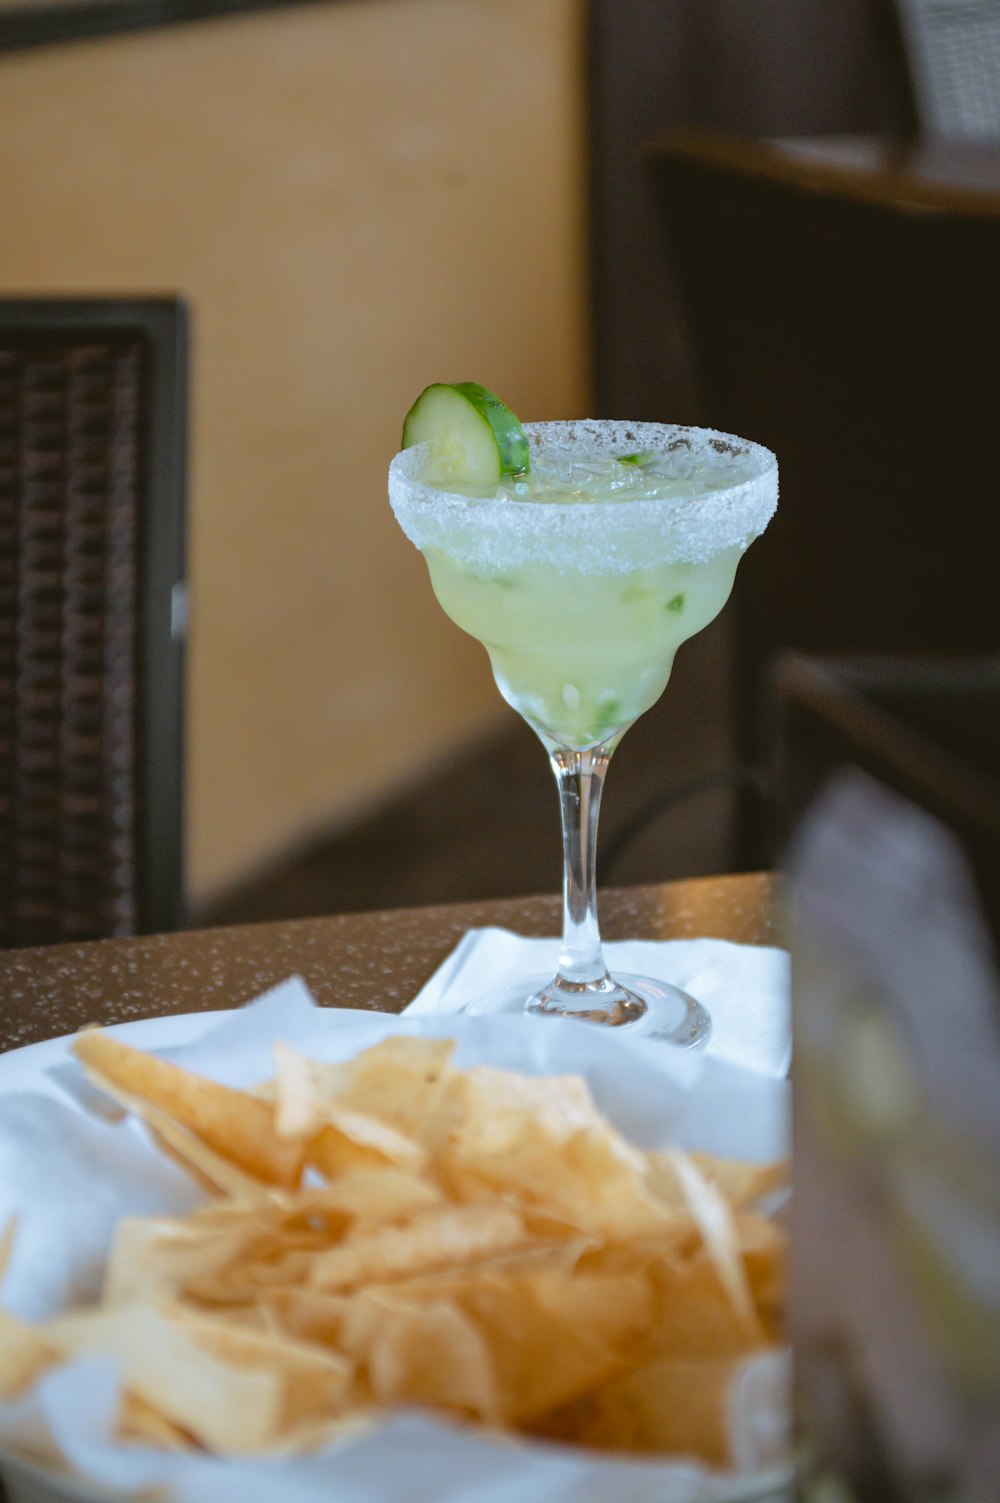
[{"x1": 0, "y1": 873, "x2": 776, "y2": 1053}]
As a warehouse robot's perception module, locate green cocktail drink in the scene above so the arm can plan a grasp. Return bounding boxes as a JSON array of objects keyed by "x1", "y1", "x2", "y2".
[
  {"x1": 390, "y1": 415, "x2": 777, "y2": 1043},
  {"x1": 424, "y1": 539, "x2": 742, "y2": 749}
]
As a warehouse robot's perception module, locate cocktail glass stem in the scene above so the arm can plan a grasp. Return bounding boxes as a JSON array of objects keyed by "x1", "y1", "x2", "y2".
[
  {"x1": 526, "y1": 741, "x2": 646, "y2": 1027},
  {"x1": 553, "y1": 744, "x2": 608, "y2": 984}
]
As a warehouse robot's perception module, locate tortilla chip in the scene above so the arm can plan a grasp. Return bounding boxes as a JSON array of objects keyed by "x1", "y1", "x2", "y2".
[
  {"x1": 0, "y1": 1308, "x2": 53, "y2": 1401},
  {"x1": 74, "y1": 1032, "x2": 305, "y2": 1188},
  {"x1": 309, "y1": 1206, "x2": 531, "y2": 1291},
  {"x1": 536, "y1": 1353, "x2": 749, "y2": 1464},
  {"x1": 21, "y1": 1030, "x2": 789, "y2": 1471}
]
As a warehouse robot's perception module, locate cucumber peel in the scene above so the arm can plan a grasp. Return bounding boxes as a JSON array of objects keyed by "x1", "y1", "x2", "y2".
[{"x1": 402, "y1": 382, "x2": 530, "y2": 482}]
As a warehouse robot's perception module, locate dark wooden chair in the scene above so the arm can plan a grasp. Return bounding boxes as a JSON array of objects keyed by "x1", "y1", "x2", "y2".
[
  {"x1": 646, "y1": 129, "x2": 1000, "y2": 864},
  {"x1": 0, "y1": 298, "x2": 187, "y2": 947},
  {"x1": 773, "y1": 650, "x2": 1000, "y2": 940}
]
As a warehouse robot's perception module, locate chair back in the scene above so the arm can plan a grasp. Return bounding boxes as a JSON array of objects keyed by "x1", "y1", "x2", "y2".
[
  {"x1": 892, "y1": 0, "x2": 1000, "y2": 140},
  {"x1": 647, "y1": 131, "x2": 1000, "y2": 861},
  {"x1": 0, "y1": 297, "x2": 187, "y2": 946}
]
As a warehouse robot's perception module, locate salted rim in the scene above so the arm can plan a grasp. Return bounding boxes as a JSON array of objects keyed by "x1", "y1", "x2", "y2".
[{"x1": 388, "y1": 419, "x2": 778, "y2": 573}]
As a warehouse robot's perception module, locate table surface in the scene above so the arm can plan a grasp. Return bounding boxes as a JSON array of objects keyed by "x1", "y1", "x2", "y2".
[
  {"x1": 0, "y1": 873, "x2": 776, "y2": 1053},
  {"x1": 647, "y1": 127, "x2": 1000, "y2": 217},
  {"x1": 773, "y1": 133, "x2": 1000, "y2": 211}
]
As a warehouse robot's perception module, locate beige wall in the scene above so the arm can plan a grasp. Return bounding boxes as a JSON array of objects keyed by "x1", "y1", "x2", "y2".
[{"x1": 0, "y1": 0, "x2": 588, "y2": 904}]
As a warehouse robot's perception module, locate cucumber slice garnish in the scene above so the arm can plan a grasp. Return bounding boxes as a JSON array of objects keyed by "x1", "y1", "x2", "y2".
[
  {"x1": 618, "y1": 450, "x2": 656, "y2": 467},
  {"x1": 401, "y1": 382, "x2": 530, "y2": 482}
]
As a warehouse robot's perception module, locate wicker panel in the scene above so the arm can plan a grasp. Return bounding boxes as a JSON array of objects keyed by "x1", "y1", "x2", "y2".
[{"x1": 0, "y1": 335, "x2": 143, "y2": 946}]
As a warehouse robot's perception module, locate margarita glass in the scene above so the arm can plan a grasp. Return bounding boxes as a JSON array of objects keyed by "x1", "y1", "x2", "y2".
[{"x1": 389, "y1": 419, "x2": 778, "y2": 1044}]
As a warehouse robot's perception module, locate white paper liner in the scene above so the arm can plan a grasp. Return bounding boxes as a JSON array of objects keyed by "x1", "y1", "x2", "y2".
[{"x1": 0, "y1": 979, "x2": 791, "y2": 1503}]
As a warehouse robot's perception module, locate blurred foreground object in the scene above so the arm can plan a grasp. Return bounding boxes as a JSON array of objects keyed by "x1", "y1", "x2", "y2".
[
  {"x1": 779, "y1": 654, "x2": 1000, "y2": 1501},
  {"x1": 0, "y1": 298, "x2": 187, "y2": 946}
]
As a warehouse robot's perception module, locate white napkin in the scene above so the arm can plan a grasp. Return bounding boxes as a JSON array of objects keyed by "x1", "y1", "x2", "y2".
[{"x1": 405, "y1": 931, "x2": 792, "y2": 1079}]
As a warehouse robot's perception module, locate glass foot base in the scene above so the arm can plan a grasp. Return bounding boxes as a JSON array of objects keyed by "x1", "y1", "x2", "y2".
[
  {"x1": 463, "y1": 971, "x2": 711, "y2": 1049},
  {"x1": 527, "y1": 973, "x2": 647, "y2": 1027}
]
